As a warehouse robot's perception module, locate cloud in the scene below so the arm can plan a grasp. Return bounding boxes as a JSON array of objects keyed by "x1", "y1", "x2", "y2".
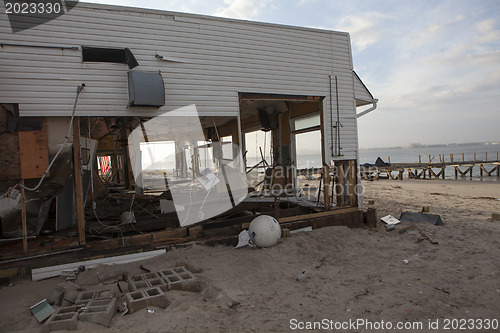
[
  {"x1": 475, "y1": 18, "x2": 500, "y2": 43},
  {"x1": 337, "y1": 13, "x2": 389, "y2": 51},
  {"x1": 213, "y1": 0, "x2": 274, "y2": 20}
]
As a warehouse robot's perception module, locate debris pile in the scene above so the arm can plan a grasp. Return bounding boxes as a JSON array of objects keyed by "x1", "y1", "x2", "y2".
[{"x1": 36, "y1": 265, "x2": 201, "y2": 332}]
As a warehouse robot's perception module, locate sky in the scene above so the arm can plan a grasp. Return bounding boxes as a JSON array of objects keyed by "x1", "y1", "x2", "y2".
[{"x1": 83, "y1": 0, "x2": 500, "y2": 149}]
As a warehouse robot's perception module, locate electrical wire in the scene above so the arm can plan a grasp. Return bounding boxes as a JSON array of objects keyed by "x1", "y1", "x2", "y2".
[{"x1": 20, "y1": 84, "x2": 85, "y2": 192}]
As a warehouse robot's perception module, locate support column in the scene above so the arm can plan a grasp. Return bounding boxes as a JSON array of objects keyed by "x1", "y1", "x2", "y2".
[{"x1": 72, "y1": 117, "x2": 86, "y2": 245}]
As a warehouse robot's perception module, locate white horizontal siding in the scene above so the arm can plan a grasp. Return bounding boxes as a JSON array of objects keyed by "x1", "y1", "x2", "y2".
[{"x1": 0, "y1": 2, "x2": 363, "y2": 160}]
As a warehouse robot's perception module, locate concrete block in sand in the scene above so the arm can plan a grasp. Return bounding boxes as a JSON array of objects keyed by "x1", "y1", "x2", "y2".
[
  {"x1": 125, "y1": 287, "x2": 168, "y2": 313},
  {"x1": 159, "y1": 267, "x2": 200, "y2": 292},
  {"x1": 41, "y1": 306, "x2": 80, "y2": 332},
  {"x1": 79, "y1": 298, "x2": 118, "y2": 327}
]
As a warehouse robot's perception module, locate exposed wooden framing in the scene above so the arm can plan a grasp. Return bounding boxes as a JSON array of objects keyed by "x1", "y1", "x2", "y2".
[
  {"x1": 20, "y1": 179, "x2": 28, "y2": 254},
  {"x1": 72, "y1": 117, "x2": 86, "y2": 245},
  {"x1": 278, "y1": 207, "x2": 358, "y2": 223}
]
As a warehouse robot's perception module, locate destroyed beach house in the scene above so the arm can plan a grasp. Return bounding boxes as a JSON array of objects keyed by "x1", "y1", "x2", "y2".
[{"x1": 0, "y1": 3, "x2": 377, "y2": 260}]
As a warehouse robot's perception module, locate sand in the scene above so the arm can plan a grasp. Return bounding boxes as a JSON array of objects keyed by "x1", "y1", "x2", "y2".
[{"x1": 0, "y1": 179, "x2": 499, "y2": 332}]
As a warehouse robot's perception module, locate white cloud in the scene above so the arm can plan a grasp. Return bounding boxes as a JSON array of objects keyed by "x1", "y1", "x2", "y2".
[
  {"x1": 213, "y1": 0, "x2": 274, "y2": 20},
  {"x1": 337, "y1": 13, "x2": 389, "y2": 51}
]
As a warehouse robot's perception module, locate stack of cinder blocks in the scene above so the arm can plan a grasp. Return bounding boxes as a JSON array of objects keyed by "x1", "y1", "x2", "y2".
[
  {"x1": 124, "y1": 266, "x2": 199, "y2": 313},
  {"x1": 42, "y1": 266, "x2": 199, "y2": 330},
  {"x1": 42, "y1": 290, "x2": 118, "y2": 331}
]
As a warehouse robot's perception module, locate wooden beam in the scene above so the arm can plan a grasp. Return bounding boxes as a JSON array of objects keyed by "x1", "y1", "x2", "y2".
[
  {"x1": 20, "y1": 179, "x2": 28, "y2": 253},
  {"x1": 348, "y1": 160, "x2": 357, "y2": 206},
  {"x1": 72, "y1": 117, "x2": 86, "y2": 245},
  {"x1": 278, "y1": 207, "x2": 358, "y2": 223}
]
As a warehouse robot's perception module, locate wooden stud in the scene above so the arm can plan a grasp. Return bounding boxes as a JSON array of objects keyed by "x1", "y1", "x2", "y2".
[
  {"x1": 72, "y1": 117, "x2": 86, "y2": 245},
  {"x1": 21, "y1": 179, "x2": 28, "y2": 253}
]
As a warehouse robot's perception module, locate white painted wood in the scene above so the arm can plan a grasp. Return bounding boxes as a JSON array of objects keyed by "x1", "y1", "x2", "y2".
[
  {"x1": 31, "y1": 249, "x2": 166, "y2": 281},
  {"x1": 0, "y1": 2, "x2": 375, "y2": 161}
]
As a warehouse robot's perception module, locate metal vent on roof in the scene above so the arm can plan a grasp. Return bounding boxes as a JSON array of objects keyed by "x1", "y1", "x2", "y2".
[{"x1": 128, "y1": 71, "x2": 165, "y2": 107}]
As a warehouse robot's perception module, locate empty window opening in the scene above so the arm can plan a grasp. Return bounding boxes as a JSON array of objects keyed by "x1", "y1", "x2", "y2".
[{"x1": 82, "y1": 47, "x2": 138, "y2": 69}]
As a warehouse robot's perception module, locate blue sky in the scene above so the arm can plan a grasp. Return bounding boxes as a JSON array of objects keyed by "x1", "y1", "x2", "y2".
[{"x1": 84, "y1": 0, "x2": 500, "y2": 148}]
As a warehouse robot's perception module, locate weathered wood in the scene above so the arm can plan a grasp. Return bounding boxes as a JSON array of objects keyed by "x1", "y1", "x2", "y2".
[
  {"x1": 17, "y1": 119, "x2": 49, "y2": 179},
  {"x1": 348, "y1": 160, "x2": 357, "y2": 206},
  {"x1": 336, "y1": 162, "x2": 345, "y2": 207},
  {"x1": 0, "y1": 133, "x2": 21, "y2": 181},
  {"x1": 72, "y1": 117, "x2": 86, "y2": 245},
  {"x1": 278, "y1": 207, "x2": 359, "y2": 223},
  {"x1": 323, "y1": 164, "x2": 331, "y2": 209}
]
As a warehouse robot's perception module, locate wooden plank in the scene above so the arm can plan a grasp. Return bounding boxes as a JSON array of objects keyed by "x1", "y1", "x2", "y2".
[
  {"x1": 278, "y1": 207, "x2": 358, "y2": 223},
  {"x1": 72, "y1": 117, "x2": 86, "y2": 245},
  {"x1": 17, "y1": 119, "x2": 49, "y2": 179}
]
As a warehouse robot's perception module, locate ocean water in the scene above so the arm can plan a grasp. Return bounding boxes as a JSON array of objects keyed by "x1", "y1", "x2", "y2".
[{"x1": 245, "y1": 142, "x2": 500, "y2": 181}]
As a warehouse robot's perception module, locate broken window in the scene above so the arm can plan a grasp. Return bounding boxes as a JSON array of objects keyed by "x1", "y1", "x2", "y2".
[{"x1": 82, "y1": 47, "x2": 139, "y2": 69}]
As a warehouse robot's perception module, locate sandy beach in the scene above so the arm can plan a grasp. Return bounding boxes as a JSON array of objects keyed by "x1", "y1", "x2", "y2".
[{"x1": 1, "y1": 179, "x2": 499, "y2": 332}]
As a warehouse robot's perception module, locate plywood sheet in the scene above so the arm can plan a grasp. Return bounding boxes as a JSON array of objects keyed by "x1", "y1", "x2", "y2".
[{"x1": 18, "y1": 119, "x2": 49, "y2": 179}]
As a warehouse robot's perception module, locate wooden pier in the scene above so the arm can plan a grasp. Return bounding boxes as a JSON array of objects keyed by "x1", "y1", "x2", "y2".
[{"x1": 361, "y1": 152, "x2": 500, "y2": 180}]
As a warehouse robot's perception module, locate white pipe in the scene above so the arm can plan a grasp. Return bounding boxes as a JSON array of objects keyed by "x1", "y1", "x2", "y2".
[{"x1": 356, "y1": 99, "x2": 378, "y2": 118}]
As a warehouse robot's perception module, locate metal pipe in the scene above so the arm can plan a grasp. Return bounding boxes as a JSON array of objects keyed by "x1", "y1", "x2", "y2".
[
  {"x1": 328, "y1": 75, "x2": 334, "y2": 157},
  {"x1": 356, "y1": 99, "x2": 379, "y2": 118},
  {"x1": 0, "y1": 247, "x2": 83, "y2": 265}
]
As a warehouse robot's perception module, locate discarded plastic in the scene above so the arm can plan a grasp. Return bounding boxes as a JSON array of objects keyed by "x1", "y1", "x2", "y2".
[
  {"x1": 403, "y1": 259, "x2": 409, "y2": 264},
  {"x1": 381, "y1": 215, "x2": 401, "y2": 225},
  {"x1": 296, "y1": 271, "x2": 307, "y2": 281},
  {"x1": 235, "y1": 230, "x2": 251, "y2": 248}
]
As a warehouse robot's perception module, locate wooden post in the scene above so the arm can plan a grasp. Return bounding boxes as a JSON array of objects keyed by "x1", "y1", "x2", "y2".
[
  {"x1": 388, "y1": 156, "x2": 391, "y2": 164},
  {"x1": 323, "y1": 164, "x2": 331, "y2": 209},
  {"x1": 462, "y1": 153, "x2": 464, "y2": 162},
  {"x1": 480, "y1": 165, "x2": 483, "y2": 177},
  {"x1": 485, "y1": 152, "x2": 487, "y2": 162},
  {"x1": 442, "y1": 167, "x2": 445, "y2": 179},
  {"x1": 20, "y1": 180, "x2": 28, "y2": 253},
  {"x1": 474, "y1": 152, "x2": 476, "y2": 162},
  {"x1": 454, "y1": 166, "x2": 458, "y2": 179},
  {"x1": 337, "y1": 162, "x2": 344, "y2": 207},
  {"x1": 72, "y1": 117, "x2": 86, "y2": 245},
  {"x1": 450, "y1": 154, "x2": 453, "y2": 163},
  {"x1": 348, "y1": 160, "x2": 357, "y2": 206},
  {"x1": 418, "y1": 155, "x2": 421, "y2": 164}
]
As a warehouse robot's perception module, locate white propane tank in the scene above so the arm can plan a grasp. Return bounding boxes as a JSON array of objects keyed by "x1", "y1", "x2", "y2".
[{"x1": 248, "y1": 215, "x2": 281, "y2": 248}]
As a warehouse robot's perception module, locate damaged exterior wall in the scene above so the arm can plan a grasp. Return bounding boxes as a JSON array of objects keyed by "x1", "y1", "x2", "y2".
[{"x1": 0, "y1": 2, "x2": 363, "y2": 161}]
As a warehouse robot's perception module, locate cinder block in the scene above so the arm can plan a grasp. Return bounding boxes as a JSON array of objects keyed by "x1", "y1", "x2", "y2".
[
  {"x1": 41, "y1": 306, "x2": 79, "y2": 333},
  {"x1": 79, "y1": 298, "x2": 118, "y2": 327},
  {"x1": 74, "y1": 291, "x2": 97, "y2": 306},
  {"x1": 127, "y1": 272, "x2": 168, "y2": 291},
  {"x1": 125, "y1": 287, "x2": 168, "y2": 314},
  {"x1": 159, "y1": 267, "x2": 200, "y2": 292}
]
